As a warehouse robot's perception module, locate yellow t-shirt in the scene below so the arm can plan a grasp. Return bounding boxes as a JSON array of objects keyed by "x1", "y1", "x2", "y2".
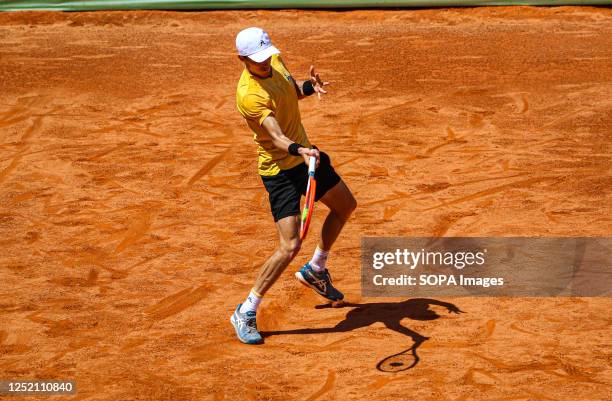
[{"x1": 236, "y1": 54, "x2": 311, "y2": 176}]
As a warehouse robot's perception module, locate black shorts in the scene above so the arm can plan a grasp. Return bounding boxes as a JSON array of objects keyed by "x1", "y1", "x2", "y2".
[{"x1": 261, "y1": 151, "x2": 341, "y2": 222}]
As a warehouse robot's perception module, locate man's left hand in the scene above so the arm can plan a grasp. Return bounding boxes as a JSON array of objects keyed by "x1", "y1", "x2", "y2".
[{"x1": 309, "y1": 65, "x2": 330, "y2": 100}]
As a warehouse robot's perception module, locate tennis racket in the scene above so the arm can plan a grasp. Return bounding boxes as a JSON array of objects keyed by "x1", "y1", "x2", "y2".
[
  {"x1": 376, "y1": 344, "x2": 420, "y2": 372},
  {"x1": 299, "y1": 155, "x2": 317, "y2": 240}
]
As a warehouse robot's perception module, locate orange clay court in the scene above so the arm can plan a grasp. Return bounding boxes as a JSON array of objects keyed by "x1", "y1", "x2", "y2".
[{"x1": 0, "y1": 6, "x2": 611, "y2": 401}]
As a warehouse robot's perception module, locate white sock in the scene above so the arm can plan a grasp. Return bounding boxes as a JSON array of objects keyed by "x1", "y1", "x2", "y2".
[
  {"x1": 239, "y1": 289, "x2": 262, "y2": 314},
  {"x1": 310, "y1": 247, "x2": 329, "y2": 273}
]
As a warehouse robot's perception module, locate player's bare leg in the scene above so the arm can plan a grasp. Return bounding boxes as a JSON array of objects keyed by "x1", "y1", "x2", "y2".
[
  {"x1": 253, "y1": 216, "x2": 301, "y2": 295},
  {"x1": 318, "y1": 180, "x2": 357, "y2": 251},
  {"x1": 296, "y1": 180, "x2": 356, "y2": 305},
  {"x1": 231, "y1": 215, "x2": 301, "y2": 344}
]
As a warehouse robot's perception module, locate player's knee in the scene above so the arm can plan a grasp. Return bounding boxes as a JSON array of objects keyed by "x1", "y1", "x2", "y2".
[
  {"x1": 338, "y1": 193, "x2": 357, "y2": 221},
  {"x1": 280, "y1": 238, "x2": 301, "y2": 260},
  {"x1": 347, "y1": 194, "x2": 357, "y2": 214}
]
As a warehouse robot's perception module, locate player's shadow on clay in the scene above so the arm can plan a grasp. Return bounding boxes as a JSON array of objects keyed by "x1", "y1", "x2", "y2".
[{"x1": 262, "y1": 298, "x2": 464, "y2": 372}]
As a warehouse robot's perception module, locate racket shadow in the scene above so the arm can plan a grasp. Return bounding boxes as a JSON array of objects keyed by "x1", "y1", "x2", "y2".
[{"x1": 262, "y1": 298, "x2": 464, "y2": 372}]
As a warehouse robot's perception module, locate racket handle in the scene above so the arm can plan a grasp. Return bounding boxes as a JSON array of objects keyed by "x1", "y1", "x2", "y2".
[{"x1": 308, "y1": 155, "x2": 316, "y2": 175}]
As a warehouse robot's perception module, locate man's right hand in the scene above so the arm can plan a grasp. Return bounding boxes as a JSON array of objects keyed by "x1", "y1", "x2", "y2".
[{"x1": 299, "y1": 147, "x2": 320, "y2": 169}]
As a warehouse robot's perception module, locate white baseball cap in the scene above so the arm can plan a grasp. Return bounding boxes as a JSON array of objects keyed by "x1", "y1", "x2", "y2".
[{"x1": 235, "y1": 27, "x2": 280, "y2": 63}]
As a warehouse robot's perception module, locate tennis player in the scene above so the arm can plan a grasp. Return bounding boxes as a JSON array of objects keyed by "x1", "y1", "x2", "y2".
[{"x1": 231, "y1": 27, "x2": 357, "y2": 344}]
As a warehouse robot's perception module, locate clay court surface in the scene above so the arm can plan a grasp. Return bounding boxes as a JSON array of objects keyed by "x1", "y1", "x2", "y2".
[{"x1": 0, "y1": 5, "x2": 611, "y2": 400}]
